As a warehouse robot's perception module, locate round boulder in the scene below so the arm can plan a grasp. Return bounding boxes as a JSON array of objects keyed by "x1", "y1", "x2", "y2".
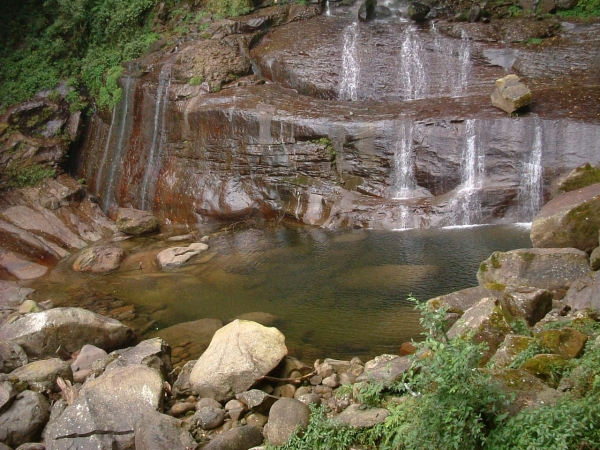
[
  {"x1": 265, "y1": 398, "x2": 310, "y2": 446},
  {"x1": 72, "y1": 245, "x2": 125, "y2": 274}
]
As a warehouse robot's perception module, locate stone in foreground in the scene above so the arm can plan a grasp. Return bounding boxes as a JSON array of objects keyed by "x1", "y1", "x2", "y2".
[
  {"x1": 203, "y1": 425, "x2": 263, "y2": 450},
  {"x1": 265, "y1": 398, "x2": 310, "y2": 446},
  {"x1": 0, "y1": 307, "x2": 135, "y2": 357},
  {"x1": 0, "y1": 390, "x2": 49, "y2": 448},
  {"x1": 334, "y1": 404, "x2": 389, "y2": 428},
  {"x1": 189, "y1": 320, "x2": 287, "y2": 402},
  {"x1": 490, "y1": 74, "x2": 532, "y2": 114},
  {"x1": 116, "y1": 208, "x2": 159, "y2": 235},
  {"x1": 134, "y1": 409, "x2": 197, "y2": 450},
  {"x1": 531, "y1": 183, "x2": 600, "y2": 253}
]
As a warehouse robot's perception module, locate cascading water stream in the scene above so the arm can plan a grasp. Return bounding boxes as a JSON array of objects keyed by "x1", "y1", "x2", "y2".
[
  {"x1": 339, "y1": 22, "x2": 359, "y2": 101},
  {"x1": 325, "y1": 0, "x2": 331, "y2": 16},
  {"x1": 140, "y1": 59, "x2": 174, "y2": 210},
  {"x1": 399, "y1": 26, "x2": 427, "y2": 100},
  {"x1": 392, "y1": 122, "x2": 417, "y2": 199},
  {"x1": 431, "y1": 23, "x2": 473, "y2": 98},
  {"x1": 520, "y1": 120, "x2": 544, "y2": 219},
  {"x1": 455, "y1": 30, "x2": 471, "y2": 97},
  {"x1": 94, "y1": 108, "x2": 116, "y2": 196}
]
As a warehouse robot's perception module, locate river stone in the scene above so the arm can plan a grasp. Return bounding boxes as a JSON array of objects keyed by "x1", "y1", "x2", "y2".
[
  {"x1": 9, "y1": 358, "x2": 72, "y2": 393},
  {"x1": 188, "y1": 406, "x2": 225, "y2": 430},
  {"x1": 490, "y1": 74, "x2": 532, "y2": 114},
  {"x1": 116, "y1": 208, "x2": 159, "y2": 235},
  {"x1": 233, "y1": 312, "x2": 278, "y2": 327},
  {"x1": 134, "y1": 409, "x2": 196, "y2": 450},
  {"x1": 334, "y1": 403, "x2": 389, "y2": 428},
  {"x1": 407, "y1": 1, "x2": 430, "y2": 21},
  {"x1": 265, "y1": 398, "x2": 310, "y2": 446},
  {"x1": 537, "y1": 328, "x2": 588, "y2": 359},
  {"x1": 189, "y1": 320, "x2": 287, "y2": 402},
  {"x1": 448, "y1": 297, "x2": 513, "y2": 361},
  {"x1": 156, "y1": 245, "x2": 204, "y2": 270},
  {"x1": 169, "y1": 401, "x2": 196, "y2": 417},
  {"x1": 72, "y1": 245, "x2": 125, "y2": 274},
  {"x1": 71, "y1": 344, "x2": 108, "y2": 373},
  {"x1": 356, "y1": 355, "x2": 412, "y2": 387},
  {"x1": 0, "y1": 339, "x2": 28, "y2": 373},
  {"x1": 105, "y1": 337, "x2": 172, "y2": 378},
  {"x1": 0, "y1": 381, "x2": 17, "y2": 414},
  {"x1": 477, "y1": 248, "x2": 590, "y2": 297},
  {"x1": 43, "y1": 364, "x2": 163, "y2": 449},
  {"x1": 563, "y1": 270, "x2": 600, "y2": 311},
  {"x1": 0, "y1": 307, "x2": 135, "y2": 358},
  {"x1": 236, "y1": 389, "x2": 278, "y2": 414},
  {"x1": 590, "y1": 246, "x2": 600, "y2": 271},
  {"x1": 203, "y1": 425, "x2": 263, "y2": 450},
  {"x1": 490, "y1": 335, "x2": 536, "y2": 369},
  {"x1": 501, "y1": 286, "x2": 553, "y2": 326},
  {"x1": 531, "y1": 183, "x2": 600, "y2": 253},
  {"x1": 0, "y1": 390, "x2": 49, "y2": 448}
]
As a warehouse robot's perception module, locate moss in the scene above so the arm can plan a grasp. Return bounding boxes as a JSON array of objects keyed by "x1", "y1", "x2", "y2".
[
  {"x1": 518, "y1": 251, "x2": 535, "y2": 263},
  {"x1": 479, "y1": 262, "x2": 488, "y2": 272},
  {"x1": 4, "y1": 164, "x2": 56, "y2": 189},
  {"x1": 560, "y1": 164, "x2": 600, "y2": 192},
  {"x1": 521, "y1": 354, "x2": 571, "y2": 388},
  {"x1": 490, "y1": 252, "x2": 503, "y2": 269},
  {"x1": 486, "y1": 282, "x2": 506, "y2": 292}
]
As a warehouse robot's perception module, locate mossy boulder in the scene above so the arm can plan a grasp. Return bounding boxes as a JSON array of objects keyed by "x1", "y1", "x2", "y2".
[
  {"x1": 536, "y1": 328, "x2": 588, "y2": 359},
  {"x1": 520, "y1": 354, "x2": 570, "y2": 388},
  {"x1": 427, "y1": 285, "x2": 501, "y2": 315},
  {"x1": 477, "y1": 248, "x2": 589, "y2": 298},
  {"x1": 116, "y1": 208, "x2": 159, "y2": 235},
  {"x1": 501, "y1": 286, "x2": 553, "y2": 326},
  {"x1": 531, "y1": 182, "x2": 600, "y2": 253},
  {"x1": 557, "y1": 163, "x2": 600, "y2": 194},
  {"x1": 490, "y1": 334, "x2": 537, "y2": 369}
]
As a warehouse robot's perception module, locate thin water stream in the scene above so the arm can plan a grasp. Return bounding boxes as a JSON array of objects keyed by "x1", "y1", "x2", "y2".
[{"x1": 28, "y1": 224, "x2": 531, "y2": 362}]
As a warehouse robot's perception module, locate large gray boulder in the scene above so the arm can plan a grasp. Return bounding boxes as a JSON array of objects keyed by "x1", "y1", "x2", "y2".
[
  {"x1": 265, "y1": 398, "x2": 310, "y2": 446},
  {"x1": 189, "y1": 320, "x2": 287, "y2": 402},
  {"x1": 563, "y1": 270, "x2": 600, "y2": 311},
  {"x1": 0, "y1": 307, "x2": 135, "y2": 358},
  {"x1": 477, "y1": 248, "x2": 590, "y2": 297},
  {"x1": 43, "y1": 364, "x2": 164, "y2": 450},
  {"x1": 72, "y1": 245, "x2": 125, "y2": 274},
  {"x1": 427, "y1": 285, "x2": 501, "y2": 315},
  {"x1": 134, "y1": 409, "x2": 197, "y2": 450},
  {"x1": 0, "y1": 390, "x2": 49, "y2": 448},
  {"x1": 531, "y1": 183, "x2": 600, "y2": 253},
  {"x1": 490, "y1": 74, "x2": 532, "y2": 114},
  {"x1": 116, "y1": 208, "x2": 159, "y2": 235}
]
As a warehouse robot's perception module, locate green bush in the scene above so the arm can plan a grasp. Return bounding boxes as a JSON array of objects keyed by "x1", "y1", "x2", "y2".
[
  {"x1": 204, "y1": 0, "x2": 253, "y2": 17},
  {"x1": 558, "y1": 0, "x2": 600, "y2": 17},
  {"x1": 4, "y1": 165, "x2": 56, "y2": 189}
]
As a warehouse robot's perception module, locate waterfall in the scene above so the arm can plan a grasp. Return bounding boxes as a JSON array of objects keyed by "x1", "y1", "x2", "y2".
[
  {"x1": 454, "y1": 30, "x2": 471, "y2": 98},
  {"x1": 94, "y1": 108, "x2": 116, "y2": 196},
  {"x1": 339, "y1": 22, "x2": 360, "y2": 101},
  {"x1": 448, "y1": 120, "x2": 485, "y2": 226},
  {"x1": 399, "y1": 27, "x2": 427, "y2": 100},
  {"x1": 325, "y1": 0, "x2": 331, "y2": 15},
  {"x1": 431, "y1": 24, "x2": 472, "y2": 98},
  {"x1": 520, "y1": 120, "x2": 544, "y2": 219},
  {"x1": 392, "y1": 122, "x2": 417, "y2": 199},
  {"x1": 140, "y1": 59, "x2": 173, "y2": 210}
]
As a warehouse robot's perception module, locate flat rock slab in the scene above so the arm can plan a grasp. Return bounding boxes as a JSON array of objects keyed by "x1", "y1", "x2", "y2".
[
  {"x1": 156, "y1": 243, "x2": 208, "y2": 270},
  {"x1": 531, "y1": 183, "x2": 600, "y2": 253},
  {"x1": 0, "y1": 307, "x2": 135, "y2": 358},
  {"x1": 190, "y1": 320, "x2": 287, "y2": 402},
  {"x1": 0, "y1": 251, "x2": 48, "y2": 280}
]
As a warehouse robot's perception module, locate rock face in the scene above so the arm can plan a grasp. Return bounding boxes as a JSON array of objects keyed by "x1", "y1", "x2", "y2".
[
  {"x1": 72, "y1": 244, "x2": 125, "y2": 273},
  {"x1": 43, "y1": 365, "x2": 164, "y2": 449},
  {"x1": 0, "y1": 307, "x2": 135, "y2": 357},
  {"x1": 477, "y1": 248, "x2": 590, "y2": 296},
  {"x1": 0, "y1": 390, "x2": 49, "y2": 448},
  {"x1": 265, "y1": 398, "x2": 310, "y2": 446},
  {"x1": 189, "y1": 320, "x2": 287, "y2": 402},
  {"x1": 116, "y1": 208, "x2": 159, "y2": 235},
  {"x1": 531, "y1": 183, "x2": 600, "y2": 253},
  {"x1": 563, "y1": 270, "x2": 600, "y2": 311},
  {"x1": 490, "y1": 74, "x2": 532, "y2": 114}
]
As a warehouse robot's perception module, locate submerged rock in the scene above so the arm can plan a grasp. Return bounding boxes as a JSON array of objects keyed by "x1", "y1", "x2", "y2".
[
  {"x1": 189, "y1": 320, "x2": 287, "y2": 402},
  {"x1": 0, "y1": 307, "x2": 135, "y2": 358},
  {"x1": 490, "y1": 74, "x2": 532, "y2": 114},
  {"x1": 72, "y1": 244, "x2": 125, "y2": 274},
  {"x1": 531, "y1": 182, "x2": 600, "y2": 253}
]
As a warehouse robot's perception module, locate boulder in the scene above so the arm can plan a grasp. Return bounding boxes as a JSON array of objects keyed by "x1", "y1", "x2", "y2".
[
  {"x1": 169, "y1": 401, "x2": 196, "y2": 417},
  {"x1": 43, "y1": 365, "x2": 164, "y2": 449},
  {"x1": 490, "y1": 74, "x2": 532, "y2": 114},
  {"x1": 0, "y1": 339, "x2": 28, "y2": 373},
  {"x1": 188, "y1": 406, "x2": 225, "y2": 430},
  {"x1": 521, "y1": 354, "x2": 570, "y2": 388},
  {"x1": 334, "y1": 404, "x2": 389, "y2": 428},
  {"x1": 356, "y1": 355, "x2": 412, "y2": 387},
  {"x1": 427, "y1": 285, "x2": 501, "y2": 314},
  {"x1": 236, "y1": 389, "x2": 278, "y2": 414},
  {"x1": 116, "y1": 208, "x2": 159, "y2": 235},
  {"x1": 563, "y1": 270, "x2": 600, "y2": 311},
  {"x1": 134, "y1": 410, "x2": 197, "y2": 450},
  {"x1": 0, "y1": 380, "x2": 17, "y2": 414},
  {"x1": 358, "y1": 0, "x2": 377, "y2": 22},
  {"x1": 150, "y1": 318, "x2": 222, "y2": 362},
  {"x1": 156, "y1": 243, "x2": 208, "y2": 270},
  {"x1": 9, "y1": 358, "x2": 72, "y2": 393},
  {"x1": 189, "y1": 320, "x2": 287, "y2": 402},
  {"x1": 264, "y1": 398, "x2": 310, "y2": 446},
  {"x1": 490, "y1": 335, "x2": 537, "y2": 369},
  {"x1": 501, "y1": 287, "x2": 553, "y2": 326},
  {"x1": 203, "y1": 425, "x2": 263, "y2": 450},
  {"x1": 531, "y1": 183, "x2": 600, "y2": 253},
  {"x1": 447, "y1": 297, "x2": 513, "y2": 361},
  {"x1": 556, "y1": 163, "x2": 600, "y2": 194},
  {"x1": 72, "y1": 245, "x2": 125, "y2": 274},
  {"x1": 477, "y1": 248, "x2": 590, "y2": 297},
  {"x1": 0, "y1": 307, "x2": 135, "y2": 358},
  {"x1": 407, "y1": 1, "x2": 431, "y2": 21},
  {"x1": 0, "y1": 390, "x2": 49, "y2": 448},
  {"x1": 537, "y1": 328, "x2": 588, "y2": 359},
  {"x1": 590, "y1": 246, "x2": 600, "y2": 271},
  {"x1": 105, "y1": 338, "x2": 172, "y2": 378}
]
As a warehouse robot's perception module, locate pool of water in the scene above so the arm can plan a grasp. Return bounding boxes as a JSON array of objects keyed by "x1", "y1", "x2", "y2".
[{"x1": 27, "y1": 223, "x2": 532, "y2": 363}]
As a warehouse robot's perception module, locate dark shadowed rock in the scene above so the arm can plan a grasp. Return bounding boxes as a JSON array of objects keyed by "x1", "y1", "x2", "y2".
[
  {"x1": 358, "y1": 0, "x2": 377, "y2": 22},
  {"x1": 531, "y1": 183, "x2": 600, "y2": 253},
  {"x1": 72, "y1": 245, "x2": 125, "y2": 274},
  {"x1": 0, "y1": 307, "x2": 134, "y2": 358},
  {"x1": 0, "y1": 390, "x2": 49, "y2": 448},
  {"x1": 501, "y1": 286, "x2": 553, "y2": 326},
  {"x1": 134, "y1": 409, "x2": 196, "y2": 450},
  {"x1": 490, "y1": 74, "x2": 532, "y2": 114},
  {"x1": 334, "y1": 403, "x2": 389, "y2": 427},
  {"x1": 0, "y1": 381, "x2": 17, "y2": 414},
  {"x1": 43, "y1": 365, "x2": 163, "y2": 450},
  {"x1": 9, "y1": 358, "x2": 72, "y2": 393},
  {"x1": 265, "y1": 398, "x2": 310, "y2": 446},
  {"x1": 477, "y1": 248, "x2": 590, "y2": 297},
  {"x1": 563, "y1": 270, "x2": 600, "y2": 311},
  {"x1": 407, "y1": 1, "x2": 431, "y2": 21},
  {"x1": 189, "y1": 320, "x2": 287, "y2": 402},
  {"x1": 203, "y1": 425, "x2": 263, "y2": 450},
  {"x1": 236, "y1": 389, "x2": 278, "y2": 414},
  {"x1": 116, "y1": 208, "x2": 159, "y2": 235},
  {"x1": 0, "y1": 339, "x2": 28, "y2": 373}
]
